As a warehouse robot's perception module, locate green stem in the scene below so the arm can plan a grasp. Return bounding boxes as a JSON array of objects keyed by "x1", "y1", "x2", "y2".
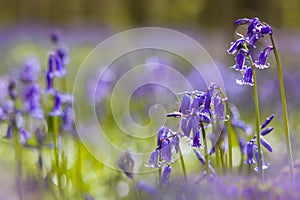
[
  {"x1": 52, "y1": 115, "x2": 62, "y2": 198},
  {"x1": 225, "y1": 102, "x2": 233, "y2": 172},
  {"x1": 219, "y1": 148, "x2": 226, "y2": 173},
  {"x1": 247, "y1": 54, "x2": 263, "y2": 180},
  {"x1": 215, "y1": 145, "x2": 221, "y2": 174},
  {"x1": 216, "y1": 86, "x2": 233, "y2": 172},
  {"x1": 200, "y1": 121, "x2": 210, "y2": 175},
  {"x1": 13, "y1": 125, "x2": 23, "y2": 200},
  {"x1": 270, "y1": 35, "x2": 295, "y2": 181},
  {"x1": 178, "y1": 146, "x2": 187, "y2": 182}
]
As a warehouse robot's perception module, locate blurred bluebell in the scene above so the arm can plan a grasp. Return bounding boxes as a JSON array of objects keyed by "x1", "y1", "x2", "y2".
[
  {"x1": 20, "y1": 58, "x2": 41, "y2": 83},
  {"x1": 8, "y1": 79, "x2": 17, "y2": 101},
  {"x1": 136, "y1": 181, "x2": 160, "y2": 197},
  {"x1": 46, "y1": 72, "x2": 54, "y2": 93},
  {"x1": 254, "y1": 149, "x2": 270, "y2": 171},
  {"x1": 5, "y1": 124, "x2": 13, "y2": 139},
  {"x1": 147, "y1": 149, "x2": 159, "y2": 168},
  {"x1": 62, "y1": 105, "x2": 74, "y2": 132},
  {"x1": 118, "y1": 151, "x2": 134, "y2": 179},
  {"x1": 19, "y1": 128, "x2": 30, "y2": 144},
  {"x1": 161, "y1": 165, "x2": 172, "y2": 184},
  {"x1": 246, "y1": 140, "x2": 255, "y2": 164},
  {"x1": 161, "y1": 140, "x2": 173, "y2": 164},
  {"x1": 49, "y1": 93, "x2": 63, "y2": 116}
]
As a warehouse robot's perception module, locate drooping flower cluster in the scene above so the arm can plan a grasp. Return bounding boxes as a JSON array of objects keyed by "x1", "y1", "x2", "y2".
[
  {"x1": 228, "y1": 17, "x2": 274, "y2": 86},
  {"x1": 147, "y1": 126, "x2": 180, "y2": 184},
  {"x1": 168, "y1": 84, "x2": 226, "y2": 148},
  {"x1": 245, "y1": 114, "x2": 274, "y2": 171},
  {"x1": 46, "y1": 33, "x2": 75, "y2": 133}
]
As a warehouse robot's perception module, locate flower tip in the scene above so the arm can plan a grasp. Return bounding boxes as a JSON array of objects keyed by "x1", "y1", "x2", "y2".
[{"x1": 234, "y1": 18, "x2": 250, "y2": 25}]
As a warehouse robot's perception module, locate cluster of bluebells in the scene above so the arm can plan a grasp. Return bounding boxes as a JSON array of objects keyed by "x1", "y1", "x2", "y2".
[
  {"x1": 146, "y1": 84, "x2": 227, "y2": 183},
  {"x1": 228, "y1": 17, "x2": 274, "y2": 86},
  {"x1": 245, "y1": 114, "x2": 274, "y2": 171},
  {"x1": 173, "y1": 84, "x2": 226, "y2": 148},
  {"x1": 46, "y1": 32, "x2": 75, "y2": 133},
  {"x1": 147, "y1": 126, "x2": 180, "y2": 184},
  {"x1": 0, "y1": 59, "x2": 44, "y2": 145},
  {"x1": 0, "y1": 32, "x2": 75, "y2": 154}
]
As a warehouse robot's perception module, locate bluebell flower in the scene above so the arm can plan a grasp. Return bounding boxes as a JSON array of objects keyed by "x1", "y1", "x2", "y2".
[
  {"x1": 50, "y1": 31, "x2": 60, "y2": 44},
  {"x1": 227, "y1": 38, "x2": 246, "y2": 55},
  {"x1": 46, "y1": 72, "x2": 54, "y2": 93},
  {"x1": 192, "y1": 130, "x2": 201, "y2": 148},
  {"x1": 148, "y1": 149, "x2": 159, "y2": 168},
  {"x1": 23, "y1": 83, "x2": 44, "y2": 119},
  {"x1": 260, "y1": 137, "x2": 272, "y2": 152},
  {"x1": 185, "y1": 118, "x2": 193, "y2": 137},
  {"x1": 242, "y1": 17, "x2": 273, "y2": 47},
  {"x1": 172, "y1": 134, "x2": 180, "y2": 153},
  {"x1": 49, "y1": 93, "x2": 63, "y2": 116},
  {"x1": 213, "y1": 94, "x2": 225, "y2": 120},
  {"x1": 20, "y1": 58, "x2": 40, "y2": 83},
  {"x1": 48, "y1": 52, "x2": 66, "y2": 78},
  {"x1": 62, "y1": 105, "x2": 74, "y2": 132},
  {"x1": 118, "y1": 152, "x2": 134, "y2": 179},
  {"x1": 136, "y1": 181, "x2": 160, "y2": 197},
  {"x1": 255, "y1": 46, "x2": 273, "y2": 69},
  {"x1": 234, "y1": 18, "x2": 251, "y2": 25},
  {"x1": 261, "y1": 114, "x2": 274, "y2": 129},
  {"x1": 8, "y1": 79, "x2": 17, "y2": 101},
  {"x1": 199, "y1": 113, "x2": 211, "y2": 123},
  {"x1": 201, "y1": 90, "x2": 211, "y2": 114},
  {"x1": 232, "y1": 51, "x2": 247, "y2": 71},
  {"x1": 0, "y1": 107, "x2": 7, "y2": 121},
  {"x1": 20, "y1": 128, "x2": 30, "y2": 144},
  {"x1": 246, "y1": 140, "x2": 255, "y2": 164},
  {"x1": 5, "y1": 124, "x2": 13, "y2": 139},
  {"x1": 254, "y1": 149, "x2": 270, "y2": 171},
  {"x1": 261, "y1": 127, "x2": 274, "y2": 136},
  {"x1": 179, "y1": 94, "x2": 191, "y2": 115},
  {"x1": 181, "y1": 118, "x2": 188, "y2": 136},
  {"x1": 161, "y1": 165, "x2": 172, "y2": 184},
  {"x1": 236, "y1": 67, "x2": 254, "y2": 86},
  {"x1": 161, "y1": 139, "x2": 173, "y2": 164}
]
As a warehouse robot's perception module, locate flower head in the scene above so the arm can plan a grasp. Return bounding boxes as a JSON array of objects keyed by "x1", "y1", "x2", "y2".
[
  {"x1": 236, "y1": 67, "x2": 254, "y2": 86},
  {"x1": 255, "y1": 46, "x2": 273, "y2": 69}
]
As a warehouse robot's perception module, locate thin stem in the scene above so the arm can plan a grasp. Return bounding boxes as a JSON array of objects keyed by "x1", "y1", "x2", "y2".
[
  {"x1": 247, "y1": 54, "x2": 263, "y2": 180},
  {"x1": 225, "y1": 102, "x2": 233, "y2": 172},
  {"x1": 215, "y1": 145, "x2": 221, "y2": 174},
  {"x1": 13, "y1": 125, "x2": 23, "y2": 200},
  {"x1": 216, "y1": 86, "x2": 234, "y2": 172},
  {"x1": 52, "y1": 115, "x2": 62, "y2": 198},
  {"x1": 270, "y1": 35, "x2": 295, "y2": 180},
  {"x1": 210, "y1": 114, "x2": 221, "y2": 173},
  {"x1": 178, "y1": 145, "x2": 187, "y2": 182},
  {"x1": 200, "y1": 121, "x2": 210, "y2": 175}
]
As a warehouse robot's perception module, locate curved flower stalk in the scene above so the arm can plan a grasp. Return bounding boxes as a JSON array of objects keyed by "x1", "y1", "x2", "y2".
[{"x1": 228, "y1": 17, "x2": 274, "y2": 178}]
